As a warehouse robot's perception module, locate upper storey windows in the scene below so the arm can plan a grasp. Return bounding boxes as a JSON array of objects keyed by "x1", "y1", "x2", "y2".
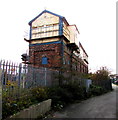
[
  {"x1": 29, "y1": 10, "x2": 80, "y2": 47},
  {"x1": 32, "y1": 23, "x2": 59, "y2": 39},
  {"x1": 68, "y1": 25, "x2": 79, "y2": 46},
  {"x1": 63, "y1": 22, "x2": 70, "y2": 40},
  {"x1": 30, "y1": 11, "x2": 61, "y2": 39}
]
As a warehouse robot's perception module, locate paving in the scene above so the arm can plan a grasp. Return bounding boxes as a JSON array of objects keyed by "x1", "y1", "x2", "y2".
[{"x1": 52, "y1": 84, "x2": 117, "y2": 118}]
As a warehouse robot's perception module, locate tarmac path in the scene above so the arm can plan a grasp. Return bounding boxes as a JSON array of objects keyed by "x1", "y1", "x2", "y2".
[{"x1": 53, "y1": 84, "x2": 117, "y2": 118}]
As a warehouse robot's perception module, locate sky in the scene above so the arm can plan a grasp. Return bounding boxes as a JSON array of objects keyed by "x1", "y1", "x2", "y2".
[{"x1": 0, "y1": 0, "x2": 116, "y2": 74}]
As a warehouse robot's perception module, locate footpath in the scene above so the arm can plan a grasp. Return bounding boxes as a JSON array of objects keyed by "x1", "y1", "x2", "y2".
[{"x1": 52, "y1": 84, "x2": 117, "y2": 118}]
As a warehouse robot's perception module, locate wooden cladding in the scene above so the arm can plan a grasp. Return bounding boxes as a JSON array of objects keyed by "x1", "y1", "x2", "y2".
[{"x1": 32, "y1": 24, "x2": 59, "y2": 39}]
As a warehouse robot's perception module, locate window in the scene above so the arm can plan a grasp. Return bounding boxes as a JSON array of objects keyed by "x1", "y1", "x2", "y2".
[{"x1": 42, "y1": 57, "x2": 48, "y2": 64}]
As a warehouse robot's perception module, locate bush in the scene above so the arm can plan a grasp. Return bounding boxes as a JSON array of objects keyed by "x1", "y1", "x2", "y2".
[
  {"x1": 2, "y1": 86, "x2": 48, "y2": 119},
  {"x1": 90, "y1": 67, "x2": 112, "y2": 91},
  {"x1": 47, "y1": 83, "x2": 87, "y2": 110},
  {"x1": 30, "y1": 86, "x2": 48, "y2": 102},
  {"x1": 62, "y1": 83, "x2": 86, "y2": 100},
  {"x1": 47, "y1": 86, "x2": 67, "y2": 108},
  {"x1": 87, "y1": 84, "x2": 106, "y2": 97},
  {"x1": 2, "y1": 93, "x2": 32, "y2": 119}
]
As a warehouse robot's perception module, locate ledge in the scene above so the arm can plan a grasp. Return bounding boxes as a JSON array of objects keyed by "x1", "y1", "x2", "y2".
[{"x1": 6, "y1": 99, "x2": 52, "y2": 119}]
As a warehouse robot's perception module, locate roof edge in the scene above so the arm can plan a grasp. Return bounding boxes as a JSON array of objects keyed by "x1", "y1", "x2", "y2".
[{"x1": 28, "y1": 10, "x2": 64, "y2": 25}]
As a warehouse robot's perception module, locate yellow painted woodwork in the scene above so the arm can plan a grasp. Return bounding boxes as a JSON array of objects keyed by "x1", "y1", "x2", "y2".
[
  {"x1": 63, "y1": 22, "x2": 70, "y2": 40},
  {"x1": 31, "y1": 38, "x2": 60, "y2": 44},
  {"x1": 31, "y1": 12, "x2": 60, "y2": 39},
  {"x1": 68, "y1": 25, "x2": 79, "y2": 46},
  {"x1": 32, "y1": 12, "x2": 59, "y2": 26}
]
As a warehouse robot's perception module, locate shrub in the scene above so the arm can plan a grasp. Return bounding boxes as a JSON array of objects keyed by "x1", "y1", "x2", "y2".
[
  {"x1": 87, "y1": 84, "x2": 106, "y2": 97},
  {"x1": 90, "y1": 67, "x2": 112, "y2": 91},
  {"x1": 2, "y1": 91, "x2": 33, "y2": 119},
  {"x1": 2, "y1": 86, "x2": 48, "y2": 119},
  {"x1": 30, "y1": 86, "x2": 48, "y2": 102},
  {"x1": 47, "y1": 86, "x2": 66, "y2": 107},
  {"x1": 47, "y1": 83, "x2": 87, "y2": 110},
  {"x1": 62, "y1": 83, "x2": 86, "y2": 100},
  {"x1": 47, "y1": 85, "x2": 75, "y2": 111}
]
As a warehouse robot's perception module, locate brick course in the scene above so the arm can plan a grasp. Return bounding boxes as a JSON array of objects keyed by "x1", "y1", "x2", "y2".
[
  {"x1": 29, "y1": 40, "x2": 88, "y2": 73},
  {"x1": 29, "y1": 42, "x2": 62, "y2": 68}
]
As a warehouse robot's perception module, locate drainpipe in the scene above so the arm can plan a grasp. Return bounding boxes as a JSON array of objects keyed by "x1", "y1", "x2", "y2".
[{"x1": 59, "y1": 38, "x2": 64, "y2": 86}]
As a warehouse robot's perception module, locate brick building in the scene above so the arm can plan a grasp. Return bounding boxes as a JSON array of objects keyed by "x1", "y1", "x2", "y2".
[{"x1": 25, "y1": 10, "x2": 88, "y2": 73}]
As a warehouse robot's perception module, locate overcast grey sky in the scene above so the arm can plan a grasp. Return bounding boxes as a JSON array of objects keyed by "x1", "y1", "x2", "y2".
[{"x1": 0, "y1": 0, "x2": 116, "y2": 74}]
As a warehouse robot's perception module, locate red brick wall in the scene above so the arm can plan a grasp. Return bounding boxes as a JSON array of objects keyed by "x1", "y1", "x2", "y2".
[
  {"x1": 29, "y1": 42, "x2": 62, "y2": 68},
  {"x1": 29, "y1": 41, "x2": 88, "y2": 73},
  {"x1": 63, "y1": 43, "x2": 88, "y2": 73}
]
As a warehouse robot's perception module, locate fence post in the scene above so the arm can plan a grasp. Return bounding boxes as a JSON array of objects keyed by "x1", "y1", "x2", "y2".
[
  {"x1": 1, "y1": 60, "x2": 5, "y2": 86},
  {"x1": 5, "y1": 61, "x2": 8, "y2": 86},
  {"x1": 44, "y1": 68, "x2": 47, "y2": 86},
  {"x1": 23, "y1": 64, "x2": 27, "y2": 88},
  {"x1": 18, "y1": 63, "x2": 22, "y2": 88},
  {"x1": 0, "y1": 60, "x2": 2, "y2": 85}
]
